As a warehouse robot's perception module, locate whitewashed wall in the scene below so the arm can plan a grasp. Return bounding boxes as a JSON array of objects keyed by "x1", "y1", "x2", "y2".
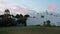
[{"x1": 27, "y1": 12, "x2": 60, "y2": 26}]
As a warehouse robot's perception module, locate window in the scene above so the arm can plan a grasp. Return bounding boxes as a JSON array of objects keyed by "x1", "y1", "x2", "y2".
[{"x1": 41, "y1": 15, "x2": 44, "y2": 18}]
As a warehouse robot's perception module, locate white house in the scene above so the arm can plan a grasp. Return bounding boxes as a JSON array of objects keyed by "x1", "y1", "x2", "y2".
[{"x1": 27, "y1": 11, "x2": 60, "y2": 26}]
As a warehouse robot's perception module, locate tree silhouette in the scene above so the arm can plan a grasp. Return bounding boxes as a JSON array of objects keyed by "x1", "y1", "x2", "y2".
[
  {"x1": 17, "y1": 14, "x2": 24, "y2": 25},
  {"x1": 46, "y1": 20, "x2": 51, "y2": 27},
  {"x1": 17, "y1": 14, "x2": 30, "y2": 26},
  {"x1": 24, "y1": 14, "x2": 30, "y2": 26},
  {"x1": 0, "y1": 9, "x2": 30, "y2": 26},
  {"x1": 0, "y1": 9, "x2": 17, "y2": 26},
  {"x1": 15, "y1": 14, "x2": 20, "y2": 18}
]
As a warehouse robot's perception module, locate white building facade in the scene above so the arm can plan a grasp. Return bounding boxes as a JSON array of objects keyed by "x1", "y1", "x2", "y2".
[{"x1": 27, "y1": 12, "x2": 60, "y2": 26}]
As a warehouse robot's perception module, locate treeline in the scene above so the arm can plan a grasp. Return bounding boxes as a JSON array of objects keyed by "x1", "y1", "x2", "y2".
[{"x1": 0, "y1": 9, "x2": 30, "y2": 26}]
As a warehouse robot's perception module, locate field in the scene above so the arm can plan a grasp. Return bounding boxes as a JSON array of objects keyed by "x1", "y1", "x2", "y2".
[{"x1": 0, "y1": 26, "x2": 60, "y2": 34}]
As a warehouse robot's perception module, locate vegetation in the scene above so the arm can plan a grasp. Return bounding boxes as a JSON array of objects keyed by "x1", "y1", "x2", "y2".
[
  {"x1": 43, "y1": 20, "x2": 51, "y2": 27},
  {"x1": 0, "y1": 9, "x2": 59, "y2": 34},
  {"x1": 0, "y1": 9, "x2": 30, "y2": 26},
  {"x1": 0, "y1": 26, "x2": 60, "y2": 34},
  {"x1": 0, "y1": 9, "x2": 56, "y2": 27}
]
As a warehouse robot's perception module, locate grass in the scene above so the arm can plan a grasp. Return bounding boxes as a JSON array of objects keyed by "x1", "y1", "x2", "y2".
[{"x1": 0, "y1": 26, "x2": 60, "y2": 34}]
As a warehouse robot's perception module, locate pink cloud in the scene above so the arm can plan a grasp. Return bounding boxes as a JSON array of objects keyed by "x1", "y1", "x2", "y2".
[
  {"x1": 8, "y1": 6, "x2": 27, "y2": 15},
  {"x1": 0, "y1": 0, "x2": 27, "y2": 15},
  {"x1": 49, "y1": 4, "x2": 56, "y2": 12}
]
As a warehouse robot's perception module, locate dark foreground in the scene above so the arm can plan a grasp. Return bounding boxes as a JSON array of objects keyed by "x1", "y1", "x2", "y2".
[{"x1": 0, "y1": 26, "x2": 60, "y2": 34}]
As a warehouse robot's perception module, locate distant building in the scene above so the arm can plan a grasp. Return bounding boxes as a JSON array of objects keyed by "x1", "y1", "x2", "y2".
[{"x1": 27, "y1": 11, "x2": 60, "y2": 26}]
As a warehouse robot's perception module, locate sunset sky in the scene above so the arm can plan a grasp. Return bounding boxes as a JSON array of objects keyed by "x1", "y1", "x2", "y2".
[{"x1": 0, "y1": 0, "x2": 60, "y2": 15}]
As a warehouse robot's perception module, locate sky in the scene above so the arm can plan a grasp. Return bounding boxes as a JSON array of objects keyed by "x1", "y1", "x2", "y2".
[{"x1": 0, "y1": 0, "x2": 60, "y2": 15}]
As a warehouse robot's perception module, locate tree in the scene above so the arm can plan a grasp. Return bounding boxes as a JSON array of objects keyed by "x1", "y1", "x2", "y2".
[
  {"x1": 17, "y1": 14, "x2": 24, "y2": 25},
  {"x1": 4, "y1": 9, "x2": 10, "y2": 18},
  {"x1": 15, "y1": 14, "x2": 20, "y2": 18},
  {"x1": 23, "y1": 14, "x2": 30, "y2": 26},
  {"x1": 46, "y1": 20, "x2": 51, "y2": 27},
  {"x1": 0, "y1": 9, "x2": 17, "y2": 26},
  {"x1": 2, "y1": 17, "x2": 17, "y2": 26},
  {"x1": 24, "y1": 14, "x2": 30, "y2": 17}
]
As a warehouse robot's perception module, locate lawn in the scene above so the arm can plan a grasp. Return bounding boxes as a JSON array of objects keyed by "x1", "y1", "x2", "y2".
[{"x1": 0, "y1": 26, "x2": 60, "y2": 34}]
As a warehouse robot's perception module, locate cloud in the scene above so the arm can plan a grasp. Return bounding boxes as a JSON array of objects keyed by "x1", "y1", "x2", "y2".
[
  {"x1": 0, "y1": 0, "x2": 27, "y2": 15},
  {"x1": 49, "y1": 4, "x2": 56, "y2": 12}
]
